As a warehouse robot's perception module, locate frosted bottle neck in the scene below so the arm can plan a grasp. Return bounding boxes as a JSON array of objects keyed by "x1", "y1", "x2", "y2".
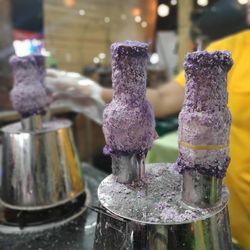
[
  {"x1": 112, "y1": 57, "x2": 147, "y2": 104},
  {"x1": 184, "y1": 66, "x2": 229, "y2": 112}
]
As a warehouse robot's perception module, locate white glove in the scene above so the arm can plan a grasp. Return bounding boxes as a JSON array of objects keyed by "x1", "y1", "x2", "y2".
[{"x1": 46, "y1": 68, "x2": 105, "y2": 124}]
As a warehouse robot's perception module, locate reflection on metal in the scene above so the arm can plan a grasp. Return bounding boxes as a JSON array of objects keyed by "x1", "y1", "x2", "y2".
[
  {"x1": 111, "y1": 154, "x2": 145, "y2": 184},
  {"x1": 0, "y1": 119, "x2": 85, "y2": 210},
  {"x1": 94, "y1": 164, "x2": 232, "y2": 250},
  {"x1": 182, "y1": 170, "x2": 222, "y2": 208},
  {"x1": 21, "y1": 115, "x2": 42, "y2": 131},
  {"x1": 0, "y1": 166, "x2": 106, "y2": 250},
  {"x1": 94, "y1": 206, "x2": 232, "y2": 250}
]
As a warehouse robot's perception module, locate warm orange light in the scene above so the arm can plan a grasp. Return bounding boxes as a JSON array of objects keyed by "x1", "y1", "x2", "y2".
[
  {"x1": 132, "y1": 7, "x2": 141, "y2": 16},
  {"x1": 63, "y1": 0, "x2": 75, "y2": 7}
]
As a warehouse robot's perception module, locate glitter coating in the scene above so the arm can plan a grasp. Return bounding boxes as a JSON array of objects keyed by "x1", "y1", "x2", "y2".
[
  {"x1": 103, "y1": 41, "x2": 155, "y2": 155},
  {"x1": 98, "y1": 163, "x2": 229, "y2": 224},
  {"x1": 176, "y1": 51, "x2": 233, "y2": 178},
  {"x1": 9, "y1": 55, "x2": 50, "y2": 117}
]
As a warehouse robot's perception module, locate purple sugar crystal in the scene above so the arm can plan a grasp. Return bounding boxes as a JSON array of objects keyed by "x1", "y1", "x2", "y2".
[
  {"x1": 9, "y1": 55, "x2": 50, "y2": 117},
  {"x1": 102, "y1": 41, "x2": 155, "y2": 156},
  {"x1": 176, "y1": 51, "x2": 233, "y2": 178}
]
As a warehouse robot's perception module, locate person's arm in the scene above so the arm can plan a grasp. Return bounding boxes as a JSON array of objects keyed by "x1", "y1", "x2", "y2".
[
  {"x1": 46, "y1": 68, "x2": 185, "y2": 119},
  {"x1": 101, "y1": 87, "x2": 113, "y2": 103},
  {"x1": 147, "y1": 81, "x2": 184, "y2": 118},
  {"x1": 101, "y1": 80, "x2": 185, "y2": 118}
]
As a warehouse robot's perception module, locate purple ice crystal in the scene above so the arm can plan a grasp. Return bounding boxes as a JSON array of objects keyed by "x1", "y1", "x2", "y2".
[
  {"x1": 102, "y1": 41, "x2": 155, "y2": 156},
  {"x1": 176, "y1": 51, "x2": 233, "y2": 178},
  {"x1": 9, "y1": 55, "x2": 50, "y2": 117}
]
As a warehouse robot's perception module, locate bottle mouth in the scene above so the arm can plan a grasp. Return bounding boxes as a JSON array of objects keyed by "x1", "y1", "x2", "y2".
[
  {"x1": 111, "y1": 40, "x2": 149, "y2": 60},
  {"x1": 184, "y1": 50, "x2": 233, "y2": 72}
]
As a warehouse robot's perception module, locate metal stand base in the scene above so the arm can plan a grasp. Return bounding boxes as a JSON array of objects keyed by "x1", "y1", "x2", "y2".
[
  {"x1": 94, "y1": 163, "x2": 232, "y2": 250},
  {"x1": 0, "y1": 186, "x2": 91, "y2": 233}
]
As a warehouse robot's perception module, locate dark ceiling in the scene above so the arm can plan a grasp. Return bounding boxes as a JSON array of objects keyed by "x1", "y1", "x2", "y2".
[
  {"x1": 11, "y1": 0, "x2": 43, "y2": 33},
  {"x1": 10, "y1": 0, "x2": 248, "y2": 40},
  {"x1": 195, "y1": 0, "x2": 248, "y2": 40},
  {"x1": 156, "y1": 0, "x2": 219, "y2": 31},
  {"x1": 157, "y1": 0, "x2": 248, "y2": 41}
]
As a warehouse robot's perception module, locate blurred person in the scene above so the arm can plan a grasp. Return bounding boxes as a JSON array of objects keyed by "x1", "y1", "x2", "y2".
[{"x1": 47, "y1": 1, "x2": 250, "y2": 248}]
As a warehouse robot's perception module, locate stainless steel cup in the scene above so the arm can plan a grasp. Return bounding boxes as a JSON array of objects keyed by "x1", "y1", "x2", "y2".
[
  {"x1": 94, "y1": 205, "x2": 232, "y2": 250},
  {"x1": 0, "y1": 119, "x2": 85, "y2": 210},
  {"x1": 94, "y1": 163, "x2": 232, "y2": 250}
]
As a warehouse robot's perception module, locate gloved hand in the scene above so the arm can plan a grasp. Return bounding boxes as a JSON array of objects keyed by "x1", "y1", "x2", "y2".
[{"x1": 46, "y1": 68, "x2": 105, "y2": 124}]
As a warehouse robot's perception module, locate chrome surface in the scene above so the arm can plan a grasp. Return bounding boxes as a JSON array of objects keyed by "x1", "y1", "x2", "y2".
[
  {"x1": 94, "y1": 206, "x2": 232, "y2": 250},
  {"x1": 95, "y1": 163, "x2": 232, "y2": 249},
  {"x1": 111, "y1": 154, "x2": 145, "y2": 184},
  {"x1": 21, "y1": 115, "x2": 43, "y2": 131},
  {"x1": 182, "y1": 170, "x2": 222, "y2": 208},
  {"x1": 0, "y1": 119, "x2": 85, "y2": 209},
  {"x1": 98, "y1": 164, "x2": 228, "y2": 224},
  {"x1": 0, "y1": 165, "x2": 107, "y2": 250}
]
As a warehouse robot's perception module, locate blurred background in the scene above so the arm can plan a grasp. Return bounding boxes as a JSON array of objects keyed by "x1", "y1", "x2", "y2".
[{"x1": 0, "y1": 0, "x2": 248, "y2": 169}]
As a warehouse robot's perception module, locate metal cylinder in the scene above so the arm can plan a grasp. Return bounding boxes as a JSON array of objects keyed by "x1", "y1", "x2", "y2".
[
  {"x1": 0, "y1": 119, "x2": 85, "y2": 210},
  {"x1": 95, "y1": 163, "x2": 232, "y2": 250},
  {"x1": 21, "y1": 115, "x2": 43, "y2": 131},
  {"x1": 94, "y1": 206, "x2": 232, "y2": 250},
  {"x1": 111, "y1": 154, "x2": 145, "y2": 184},
  {"x1": 182, "y1": 170, "x2": 222, "y2": 208}
]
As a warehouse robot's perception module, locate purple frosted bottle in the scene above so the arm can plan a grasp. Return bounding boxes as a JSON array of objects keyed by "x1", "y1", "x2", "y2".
[
  {"x1": 102, "y1": 41, "x2": 155, "y2": 183},
  {"x1": 176, "y1": 51, "x2": 233, "y2": 179},
  {"x1": 9, "y1": 55, "x2": 50, "y2": 118},
  {"x1": 177, "y1": 51, "x2": 234, "y2": 208}
]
